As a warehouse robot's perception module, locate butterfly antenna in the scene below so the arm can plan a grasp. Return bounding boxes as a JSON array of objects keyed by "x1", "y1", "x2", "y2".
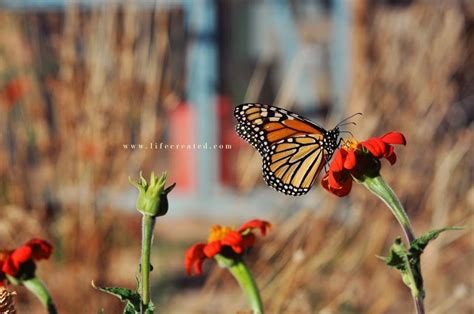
[
  {"x1": 339, "y1": 130, "x2": 355, "y2": 137},
  {"x1": 336, "y1": 112, "x2": 362, "y2": 127},
  {"x1": 338, "y1": 121, "x2": 357, "y2": 127}
]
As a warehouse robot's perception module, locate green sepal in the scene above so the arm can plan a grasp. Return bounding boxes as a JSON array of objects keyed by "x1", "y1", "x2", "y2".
[
  {"x1": 92, "y1": 281, "x2": 154, "y2": 313},
  {"x1": 5, "y1": 274, "x2": 20, "y2": 285},
  {"x1": 214, "y1": 253, "x2": 238, "y2": 268}
]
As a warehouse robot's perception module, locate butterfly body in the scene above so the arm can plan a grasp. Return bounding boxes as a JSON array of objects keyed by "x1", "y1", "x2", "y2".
[{"x1": 234, "y1": 103, "x2": 340, "y2": 196}]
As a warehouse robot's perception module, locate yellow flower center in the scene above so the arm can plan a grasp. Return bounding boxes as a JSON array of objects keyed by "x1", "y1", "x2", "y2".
[
  {"x1": 342, "y1": 138, "x2": 359, "y2": 151},
  {"x1": 207, "y1": 225, "x2": 233, "y2": 243}
]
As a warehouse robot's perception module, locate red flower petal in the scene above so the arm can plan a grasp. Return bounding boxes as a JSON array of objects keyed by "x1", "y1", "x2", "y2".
[
  {"x1": 344, "y1": 150, "x2": 357, "y2": 170},
  {"x1": 231, "y1": 245, "x2": 243, "y2": 254},
  {"x1": 2, "y1": 258, "x2": 19, "y2": 276},
  {"x1": 237, "y1": 219, "x2": 271, "y2": 236},
  {"x1": 321, "y1": 173, "x2": 352, "y2": 197},
  {"x1": 328, "y1": 170, "x2": 343, "y2": 189},
  {"x1": 384, "y1": 145, "x2": 397, "y2": 165},
  {"x1": 203, "y1": 241, "x2": 222, "y2": 258},
  {"x1": 241, "y1": 233, "x2": 256, "y2": 249},
  {"x1": 2, "y1": 246, "x2": 33, "y2": 277},
  {"x1": 10, "y1": 246, "x2": 33, "y2": 265},
  {"x1": 221, "y1": 231, "x2": 244, "y2": 254},
  {"x1": 222, "y1": 231, "x2": 243, "y2": 246},
  {"x1": 26, "y1": 239, "x2": 53, "y2": 260},
  {"x1": 184, "y1": 243, "x2": 206, "y2": 275},
  {"x1": 361, "y1": 138, "x2": 386, "y2": 158},
  {"x1": 329, "y1": 149, "x2": 346, "y2": 172},
  {"x1": 380, "y1": 132, "x2": 406, "y2": 145},
  {"x1": 336, "y1": 178, "x2": 352, "y2": 197}
]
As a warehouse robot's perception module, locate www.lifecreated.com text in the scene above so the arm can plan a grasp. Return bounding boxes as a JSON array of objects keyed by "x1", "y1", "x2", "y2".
[{"x1": 122, "y1": 142, "x2": 232, "y2": 150}]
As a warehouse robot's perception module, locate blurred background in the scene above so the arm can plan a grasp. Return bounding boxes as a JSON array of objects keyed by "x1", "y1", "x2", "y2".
[{"x1": 0, "y1": 0, "x2": 472, "y2": 313}]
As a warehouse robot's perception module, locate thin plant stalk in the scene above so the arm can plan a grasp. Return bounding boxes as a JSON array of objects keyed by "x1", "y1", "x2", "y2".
[
  {"x1": 362, "y1": 175, "x2": 415, "y2": 243},
  {"x1": 362, "y1": 175, "x2": 424, "y2": 314},
  {"x1": 22, "y1": 277, "x2": 57, "y2": 314},
  {"x1": 227, "y1": 259, "x2": 264, "y2": 314},
  {"x1": 140, "y1": 214, "x2": 155, "y2": 312}
]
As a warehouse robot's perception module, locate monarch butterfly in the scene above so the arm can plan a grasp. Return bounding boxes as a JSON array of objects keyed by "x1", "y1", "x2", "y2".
[{"x1": 234, "y1": 103, "x2": 351, "y2": 196}]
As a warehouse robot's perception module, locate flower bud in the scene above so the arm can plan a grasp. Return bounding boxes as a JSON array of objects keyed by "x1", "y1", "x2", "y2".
[{"x1": 129, "y1": 172, "x2": 175, "y2": 217}]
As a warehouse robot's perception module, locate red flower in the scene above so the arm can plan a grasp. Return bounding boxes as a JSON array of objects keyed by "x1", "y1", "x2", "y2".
[
  {"x1": 359, "y1": 132, "x2": 406, "y2": 165},
  {"x1": 0, "y1": 239, "x2": 53, "y2": 281},
  {"x1": 0, "y1": 251, "x2": 12, "y2": 286},
  {"x1": 185, "y1": 219, "x2": 271, "y2": 276},
  {"x1": 321, "y1": 132, "x2": 406, "y2": 197},
  {"x1": 25, "y1": 239, "x2": 53, "y2": 260}
]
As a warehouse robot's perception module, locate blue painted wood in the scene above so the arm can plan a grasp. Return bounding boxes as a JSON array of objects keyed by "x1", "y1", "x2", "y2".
[
  {"x1": 266, "y1": 0, "x2": 319, "y2": 109},
  {"x1": 183, "y1": 0, "x2": 218, "y2": 198},
  {"x1": 0, "y1": 0, "x2": 185, "y2": 10}
]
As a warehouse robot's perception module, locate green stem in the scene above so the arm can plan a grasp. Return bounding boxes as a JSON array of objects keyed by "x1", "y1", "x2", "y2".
[
  {"x1": 362, "y1": 175, "x2": 416, "y2": 243},
  {"x1": 227, "y1": 259, "x2": 264, "y2": 314},
  {"x1": 23, "y1": 277, "x2": 57, "y2": 314},
  {"x1": 362, "y1": 175, "x2": 424, "y2": 314},
  {"x1": 141, "y1": 214, "x2": 155, "y2": 313}
]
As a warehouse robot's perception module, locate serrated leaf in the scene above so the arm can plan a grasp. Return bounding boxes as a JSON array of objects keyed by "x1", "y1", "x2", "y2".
[
  {"x1": 147, "y1": 301, "x2": 155, "y2": 313},
  {"x1": 123, "y1": 300, "x2": 154, "y2": 314},
  {"x1": 380, "y1": 227, "x2": 461, "y2": 300},
  {"x1": 382, "y1": 237, "x2": 408, "y2": 271},
  {"x1": 124, "y1": 302, "x2": 138, "y2": 314},
  {"x1": 92, "y1": 282, "x2": 141, "y2": 313},
  {"x1": 381, "y1": 238, "x2": 417, "y2": 297},
  {"x1": 409, "y1": 227, "x2": 462, "y2": 260},
  {"x1": 381, "y1": 238, "x2": 418, "y2": 295}
]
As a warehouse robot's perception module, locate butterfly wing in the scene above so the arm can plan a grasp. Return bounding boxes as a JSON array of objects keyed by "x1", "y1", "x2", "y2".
[
  {"x1": 263, "y1": 135, "x2": 328, "y2": 195},
  {"x1": 234, "y1": 103, "x2": 332, "y2": 195}
]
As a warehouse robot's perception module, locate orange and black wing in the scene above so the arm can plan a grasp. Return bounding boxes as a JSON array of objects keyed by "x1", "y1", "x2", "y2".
[
  {"x1": 234, "y1": 103, "x2": 336, "y2": 196},
  {"x1": 262, "y1": 134, "x2": 328, "y2": 195}
]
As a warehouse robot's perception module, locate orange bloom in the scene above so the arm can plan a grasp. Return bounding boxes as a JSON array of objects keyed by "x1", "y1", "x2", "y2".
[
  {"x1": 185, "y1": 219, "x2": 271, "y2": 276},
  {"x1": 321, "y1": 132, "x2": 406, "y2": 197}
]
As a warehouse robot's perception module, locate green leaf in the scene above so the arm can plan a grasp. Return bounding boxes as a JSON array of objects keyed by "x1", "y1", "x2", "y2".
[
  {"x1": 380, "y1": 227, "x2": 461, "y2": 300},
  {"x1": 123, "y1": 301, "x2": 155, "y2": 314},
  {"x1": 381, "y1": 238, "x2": 419, "y2": 296},
  {"x1": 381, "y1": 237, "x2": 407, "y2": 271},
  {"x1": 92, "y1": 281, "x2": 141, "y2": 313},
  {"x1": 124, "y1": 302, "x2": 138, "y2": 314},
  {"x1": 409, "y1": 227, "x2": 462, "y2": 260}
]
